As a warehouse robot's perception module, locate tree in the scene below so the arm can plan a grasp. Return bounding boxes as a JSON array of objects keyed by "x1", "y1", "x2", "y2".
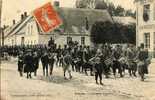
[
  {"x1": 125, "y1": 9, "x2": 136, "y2": 18},
  {"x1": 95, "y1": 0, "x2": 107, "y2": 9},
  {"x1": 107, "y1": 3, "x2": 115, "y2": 16},
  {"x1": 90, "y1": 21, "x2": 136, "y2": 44},
  {"x1": 90, "y1": 21, "x2": 115, "y2": 44},
  {"x1": 115, "y1": 5, "x2": 125, "y2": 16},
  {"x1": 76, "y1": 0, "x2": 107, "y2": 9}
]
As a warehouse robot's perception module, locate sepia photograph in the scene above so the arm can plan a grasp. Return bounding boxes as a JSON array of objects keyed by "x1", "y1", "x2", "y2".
[{"x1": 0, "y1": 0, "x2": 155, "y2": 100}]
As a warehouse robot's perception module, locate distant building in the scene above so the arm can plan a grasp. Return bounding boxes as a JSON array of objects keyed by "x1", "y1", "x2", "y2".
[
  {"x1": 4, "y1": 3, "x2": 113, "y2": 47},
  {"x1": 135, "y1": 0, "x2": 155, "y2": 58}
]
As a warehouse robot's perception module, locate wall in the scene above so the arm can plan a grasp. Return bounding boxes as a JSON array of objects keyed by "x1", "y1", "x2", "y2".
[
  {"x1": 136, "y1": 0, "x2": 155, "y2": 59},
  {"x1": 136, "y1": 0, "x2": 155, "y2": 49},
  {"x1": 38, "y1": 33, "x2": 91, "y2": 47}
]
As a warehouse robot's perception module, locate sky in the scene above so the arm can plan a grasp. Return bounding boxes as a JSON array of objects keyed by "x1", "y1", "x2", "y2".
[{"x1": 1, "y1": 0, "x2": 136, "y2": 26}]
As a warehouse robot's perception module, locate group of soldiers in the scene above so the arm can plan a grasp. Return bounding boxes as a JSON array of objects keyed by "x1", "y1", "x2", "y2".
[{"x1": 1, "y1": 37, "x2": 151, "y2": 85}]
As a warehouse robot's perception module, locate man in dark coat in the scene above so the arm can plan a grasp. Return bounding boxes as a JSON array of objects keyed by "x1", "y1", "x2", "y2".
[
  {"x1": 137, "y1": 44, "x2": 150, "y2": 81},
  {"x1": 33, "y1": 51, "x2": 40, "y2": 76},
  {"x1": 56, "y1": 45, "x2": 62, "y2": 67},
  {"x1": 48, "y1": 52, "x2": 55, "y2": 75},
  {"x1": 94, "y1": 57, "x2": 104, "y2": 85},
  {"x1": 24, "y1": 50, "x2": 34, "y2": 79},
  {"x1": 41, "y1": 51, "x2": 49, "y2": 76},
  {"x1": 18, "y1": 51, "x2": 24, "y2": 77},
  {"x1": 112, "y1": 45, "x2": 123, "y2": 77}
]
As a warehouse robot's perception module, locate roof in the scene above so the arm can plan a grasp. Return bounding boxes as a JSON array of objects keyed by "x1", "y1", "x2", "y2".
[
  {"x1": 55, "y1": 7, "x2": 113, "y2": 34},
  {"x1": 4, "y1": 16, "x2": 32, "y2": 38},
  {"x1": 4, "y1": 7, "x2": 113, "y2": 37},
  {"x1": 112, "y1": 16, "x2": 136, "y2": 25}
]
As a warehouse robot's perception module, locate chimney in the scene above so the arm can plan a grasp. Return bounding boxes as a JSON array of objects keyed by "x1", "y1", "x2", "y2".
[
  {"x1": 13, "y1": 19, "x2": 16, "y2": 25},
  {"x1": 54, "y1": 1, "x2": 60, "y2": 7},
  {"x1": 24, "y1": 12, "x2": 27, "y2": 18},
  {"x1": 21, "y1": 14, "x2": 24, "y2": 20}
]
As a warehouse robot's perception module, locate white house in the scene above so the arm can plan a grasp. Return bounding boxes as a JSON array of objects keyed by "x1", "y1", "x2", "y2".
[
  {"x1": 135, "y1": 0, "x2": 155, "y2": 58},
  {"x1": 4, "y1": 4, "x2": 113, "y2": 47}
]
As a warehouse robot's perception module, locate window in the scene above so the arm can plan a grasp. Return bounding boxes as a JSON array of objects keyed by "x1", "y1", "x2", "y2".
[
  {"x1": 143, "y1": 4, "x2": 150, "y2": 22},
  {"x1": 34, "y1": 40, "x2": 36, "y2": 44},
  {"x1": 31, "y1": 41, "x2": 33, "y2": 45},
  {"x1": 27, "y1": 25, "x2": 30, "y2": 35},
  {"x1": 67, "y1": 37, "x2": 72, "y2": 44},
  {"x1": 144, "y1": 33, "x2": 150, "y2": 48},
  {"x1": 31, "y1": 25, "x2": 33, "y2": 35},
  {"x1": 81, "y1": 37, "x2": 85, "y2": 45},
  {"x1": 12, "y1": 39, "x2": 14, "y2": 45},
  {"x1": 28, "y1": 40, "x2": 30, "y2": 45}
]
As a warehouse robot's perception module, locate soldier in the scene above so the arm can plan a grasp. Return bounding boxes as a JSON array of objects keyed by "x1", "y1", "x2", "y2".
[
  {"x1": 33, "y1": 51, "x2": 40, "y2": 76},
  {"x1": 56, "y1": 45, "x2": 62, "y2": 67},
  {"x1": 112, "y1": 45, "x2": 123, "y2": 77},
  {"x1": 94, "y1": 57, "x2": 104, "y2": 85},
  {"x1": 82, "y1": 46, "x2": 93, "y2": 76},
  {"x1": 23, "y1": 50, "x2": 34, "y2": 79},
  {"x1": 17, "y1": 51, "x2": 24, "y2": 77},
  {"x1": 137, "y1": 44, "x2": 150, "y2": 81},
  {"x1": 48, "y1": 52, "x2": 55, "y2": 76},
  {"x1": 41, "y1": 51, "x2": 49, "y2": 76},
  {"x1": 48, "y1": 37, "x2": 54, "y2": 47},
  {"x1": 126, "y1": 44, "x2": 137, "y2": 77},
  {"x1": 63, "y1": 51, "x2": 72, "y2": 80}
]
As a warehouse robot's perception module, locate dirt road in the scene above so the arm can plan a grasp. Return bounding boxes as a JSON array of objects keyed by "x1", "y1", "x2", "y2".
[{"x1": 1, "y1": 58, "x2": 155, "y2": 100}]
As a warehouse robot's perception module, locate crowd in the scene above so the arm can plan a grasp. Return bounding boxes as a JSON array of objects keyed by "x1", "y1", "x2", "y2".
[{"x1": 0, "y1": 37, "x2": 151, "y2": 85}]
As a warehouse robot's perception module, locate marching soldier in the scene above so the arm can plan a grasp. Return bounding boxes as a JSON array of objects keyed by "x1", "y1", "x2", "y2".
[
  {"x1": 63, "y1": 51, "x2": 72, "y2": 80},
  {"x1": 17, "y1": 51, "x2": 24, "y2": 77},
  {"x1": 41, "y1": 51, "x2": 49, "y2": 76},
  {"x1": 24, "y1": 50, "x2": 34, "y2": 79},
  {"x1": 48, "y1": 52, "x2": 55, "y2": 76},
  {"x1": 56, "y1": 45, "x2": 62, "y2": 67},
  {"x1": 33, "y1": 51, "x2": 40, "y2": 76},
  {"x1": 94, "y1": 56, "x2": 104, "y2": 85},
  {"x1": 137, "y1": 44, "x2": 151, "y2": 81}
]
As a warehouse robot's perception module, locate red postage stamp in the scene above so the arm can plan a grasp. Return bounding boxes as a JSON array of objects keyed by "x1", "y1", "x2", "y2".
[{"x1": 33, "y1": 2, "x2": 62, "y2": 33}]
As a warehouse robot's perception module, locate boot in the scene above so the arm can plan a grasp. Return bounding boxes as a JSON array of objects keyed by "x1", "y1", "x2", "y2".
[
  {"x1": 100, "y1": 80, "x2": 103, "y2": 85},
  {"x1": 96, "y1": 80, "x2": 99, "y2": 84}
]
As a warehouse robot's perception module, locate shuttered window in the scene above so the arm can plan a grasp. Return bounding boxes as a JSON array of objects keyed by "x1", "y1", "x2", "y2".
[
  {"x1": 81, "y1": 37, "x2": 85, "y2": 45},
  {"x1": 144, "y1": 33, "x2": 150, "y2": 48}
]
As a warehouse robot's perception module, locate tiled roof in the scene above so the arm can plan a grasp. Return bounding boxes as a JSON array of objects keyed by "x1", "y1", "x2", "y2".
[{"x1": 5, "y1": 7, "x2": 113, "y2": 37}]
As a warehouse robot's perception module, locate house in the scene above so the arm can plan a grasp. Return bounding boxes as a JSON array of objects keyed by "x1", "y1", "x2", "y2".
[
  {"x1": 4, "y1": 2, "x2": 113, "y2": 47},
  {"x1": 135, "y1": 0, "x2": 155, "y2": 59}
]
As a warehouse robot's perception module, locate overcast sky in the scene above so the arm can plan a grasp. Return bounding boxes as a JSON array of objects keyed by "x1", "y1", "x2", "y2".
[{"x1": 1, "y1": 0, "x2": 136, "y2": 26}]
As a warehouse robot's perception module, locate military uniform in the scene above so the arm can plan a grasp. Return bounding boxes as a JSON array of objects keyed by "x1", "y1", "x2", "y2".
[
  {"x1": 94, "y1": 57, "x2": 104, "y2": 85},
  {"x1": 24, "y1": 51, "x2": 34, "y2": 78},
  {"x1": 63, "y1": 52, "x2": 72, "y2": 79},
  {"x1": 48, "y1": 53, "x2": 55, "y2": 75},
  {"x1": 41, "y1": 52, "x2": 49, "y2": 76},
  {"x1": 18, "y1": 53, "x2": 24, "y2": 76}
]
